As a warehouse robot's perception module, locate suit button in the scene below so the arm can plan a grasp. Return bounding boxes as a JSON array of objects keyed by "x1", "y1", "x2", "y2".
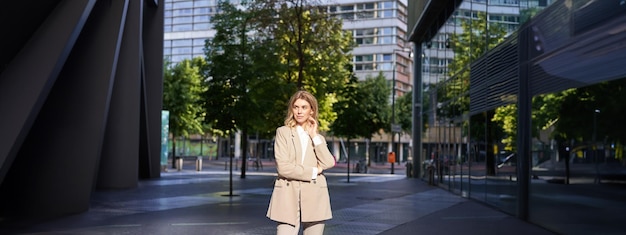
[{"x1": 286, "y1": 182, "x2": 289, "y2": 186}]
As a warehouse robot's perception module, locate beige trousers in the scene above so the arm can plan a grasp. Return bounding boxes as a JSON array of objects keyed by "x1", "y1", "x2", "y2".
[{"x1": 277, "y1": 221, "x2": 324, "y2": 235}]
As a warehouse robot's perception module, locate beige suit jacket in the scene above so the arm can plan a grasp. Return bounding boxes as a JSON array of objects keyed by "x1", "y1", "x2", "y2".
[{"x1": 266, "y1": 126, "x2": 336, "y2": 226}]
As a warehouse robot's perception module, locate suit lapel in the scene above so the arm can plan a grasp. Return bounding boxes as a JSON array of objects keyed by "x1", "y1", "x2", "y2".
[{"x1": 290, "y1": 128, "x2": 303, "y2": 163}]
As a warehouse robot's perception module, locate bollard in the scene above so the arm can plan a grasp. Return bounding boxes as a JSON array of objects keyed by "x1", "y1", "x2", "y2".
[
  {"x1": 175, "y1": 157, "x2": 183, "y2": 171},
  {"x1": 406, "y1": 162, "x2": 413, "y2": 178},
  {"x1": 195, "y1": 157, "x2": 203, "y2": 171},
  {"x1": 428, "y1": 166, "x2": 435, "y2": 185}
]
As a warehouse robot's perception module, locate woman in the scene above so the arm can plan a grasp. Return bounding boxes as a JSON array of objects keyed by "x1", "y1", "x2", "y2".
[{"x1": 267, "y1": 90, "x2": 336, "y2": 235}]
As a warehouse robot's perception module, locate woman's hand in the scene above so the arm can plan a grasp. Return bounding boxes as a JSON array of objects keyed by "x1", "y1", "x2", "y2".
[{"x1": 307, "y1": 117, "x2": 318, "y2": 138}]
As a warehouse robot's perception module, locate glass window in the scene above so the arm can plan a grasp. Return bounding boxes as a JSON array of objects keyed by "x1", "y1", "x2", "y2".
[
  {"x1": 357, "y1": 11, "x2": 374, "y2": 19},
  {"x1": 193, "y1": 23, "x2": 210, "y2": 30},
  {"x1": 172, "y1": 1, "x2": 193, "y2": 9},
  {"x1": 171, "y1": 55, "x2": 188, "y2": 63},
  {"x1": 340, "y1": 13, "x2": 353, "y2": 20},
  {"x1": 356, "y1": 28, "x2": 375, "y2": 36},
  {"x1": 172, "y1": 39, "x2": 192, "y2": 47},
  {"x1": 379, "y1": 1, "x2": 394, "y2": 9},
  {"x1": 378, "y1": 36, "x2": 394, "y2": 44},
  {"x1": 194, "y1": 7, "x2": 210, "y2": 14},
  {"x1": 380, "y1": 9, "x2": 394, "y2": 18},
  {"x1": 173, "y1": 8, "x2": 193, "y2": 17},
  {"x1": 192, "y1": 47, "x2": 205, "y2": 55},
  {"x1": 173, "y1": 47, "x2": 192, "y2": 54},
  {"x1": 341, "y1": 5, "x2": 353, "y2": 12},
  {"x1": 356, "y1": 37, "x2": 374, "y2": 45},
  {"x1": 355, "y1": 63, "x2": 374, "y2": 71},
  {"x1": 193, "y1": 38, "x2": 207, "y2": 46},
  {"x1": 194, "y1": 0, "x2": 211, "y2": 7},
  {"x1": 355, "y1": 55, "x2": 374, "y2": 62},
  {"x1": 382, "y1": 54, "x2": 392, "y2": 61},
  {"x1": 194, "y1": 15, "x2": 210, "y2": 23},
  {"x1": 173, "y1": 16, "x2": 192, "y2": 24},
  {"x1": 172, "y1": 24, "x2": 193, "y2": 32},
  {"x1": 378, "y1": 27, "x2": 393, "y2": 35},
  {"x1": 356, "y1": 3, "x2": 375, "y2": 10},
  {"x1": 377, "y1": 62, "x2": 392, "y2": 70}
]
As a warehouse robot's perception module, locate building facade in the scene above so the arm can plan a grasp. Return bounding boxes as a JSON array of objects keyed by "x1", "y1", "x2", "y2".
[{"x1": 409, "y1": 0, "x2": 626, "y2": 234}]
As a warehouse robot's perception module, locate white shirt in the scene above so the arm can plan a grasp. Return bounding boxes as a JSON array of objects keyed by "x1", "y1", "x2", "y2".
[{"x1": 296, "y1": 126, "x2": 321, "y2": 179}]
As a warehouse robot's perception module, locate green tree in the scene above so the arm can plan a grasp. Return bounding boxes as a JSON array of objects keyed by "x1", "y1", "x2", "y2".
[
  {"x1": 361, "y1": 73, "x2": 392, "y2": 137},
  {"x1": 557, "y1": 79, "x2": 626, "y2": 145},
  {"x1": 203, "y1": 1, "x2": 284, "y2": 177},
  {"x1": 252, "y1": 0, "x2": 355, "y2": 131},
  {"x1": 203, "y1": 0, "x2": 355, "y2": 176},
  {"x1": 332, "y1": 72, "x2": 390, "y2": 164},
  {"x1": 163, "y1": 58, "x2": 206, "y2": 165},
  {"x1": 331, "y1": 72, "x2": 391, "y2": 140},
  {"x1": 395, "y1": 89, "x2": 430, "y2": 134}
]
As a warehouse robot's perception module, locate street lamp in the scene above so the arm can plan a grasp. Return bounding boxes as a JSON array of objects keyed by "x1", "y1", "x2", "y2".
[{"x1": 593, "y1": 109, "x2": 600, "y2": 183}]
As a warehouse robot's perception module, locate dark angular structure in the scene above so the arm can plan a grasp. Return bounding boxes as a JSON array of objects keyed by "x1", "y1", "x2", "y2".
[{"x1": 0, "y1": 0, "x2": 164, "y2": 222}]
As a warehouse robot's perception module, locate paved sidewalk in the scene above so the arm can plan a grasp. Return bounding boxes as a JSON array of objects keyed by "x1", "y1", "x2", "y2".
[{"x1": 0, "y1": 159, "x2": 557, "y2": 235}]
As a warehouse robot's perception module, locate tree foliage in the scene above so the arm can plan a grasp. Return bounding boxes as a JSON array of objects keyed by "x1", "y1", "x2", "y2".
[
  {"x1": 331, "y1": 72, "x2": 360, "y2": 139},
  {"x1": 556, "y1": 79, "x2": 626, "y2": 144},
  {"x1": 395, "y1": 89, "x2": 430, "y2": 135},
  {"x1": 204, "y1": 0, "x2": 355, "y2": 136},
  {"x1": 163, "y1": 58, "x2": 206, "y2": 138},
  {"x1": 250, "y1": 0, "x2": 355, "y2": 132},
  {"x1": 493, "y1": 78, "x2": 626, "y2": 151},
  {"x1": 332, "y1": 72, "x2": 390, "y2": 140},
  {"x1": 203, "y1": 1, "x2": 283, "y2": 136},
  {"x1": 163, "y1": 58, "x2": 206, "y2": 158}
]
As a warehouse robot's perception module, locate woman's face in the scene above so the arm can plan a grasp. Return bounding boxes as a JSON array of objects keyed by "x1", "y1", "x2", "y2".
[{"x1": 292, "y1": 98, "x2": 313, "y2": 126}]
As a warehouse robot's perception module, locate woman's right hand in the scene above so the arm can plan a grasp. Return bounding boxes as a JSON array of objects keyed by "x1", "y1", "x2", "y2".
[{"x1": 307, "y1": 117, "x2": 318, "y2": 138}]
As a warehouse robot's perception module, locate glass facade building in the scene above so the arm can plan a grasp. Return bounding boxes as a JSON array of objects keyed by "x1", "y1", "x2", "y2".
[
  {"x1": 164, "y1": 0, "x2": 220, "y2": 63},
  {"x1": 410, "y1": 0, "x2": 626, "y2": 234}
]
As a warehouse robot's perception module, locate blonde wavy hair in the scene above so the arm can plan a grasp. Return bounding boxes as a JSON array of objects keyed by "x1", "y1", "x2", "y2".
[{"x1": 284, "y1": 90, "x2": 319, "y2": 129}]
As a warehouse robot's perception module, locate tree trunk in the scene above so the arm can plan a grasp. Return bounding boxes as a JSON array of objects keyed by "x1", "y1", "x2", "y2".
[
  {"x1": 240, "y1": 128, "x2": 248, "y2": 178},
  {"x1": 171, "y1": 138, "x2": 177, "y2": 168}
]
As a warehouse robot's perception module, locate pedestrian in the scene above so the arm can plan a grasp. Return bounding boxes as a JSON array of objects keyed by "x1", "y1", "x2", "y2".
[{"x1": 267, "y1": 90, "x2": 336, "y2": 235}]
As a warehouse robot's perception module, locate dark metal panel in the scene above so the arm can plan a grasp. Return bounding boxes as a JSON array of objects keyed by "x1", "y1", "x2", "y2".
[
  {"x1": 139, "y1": 0, "x2": 164, "y2": 179},
  {"x1": 0, "y1": 1, "x2": 62, "y2": 71},
  {"x1": 469, "y1": 36, "x2": 519, "y2": 115},
  {"x1": 527, "y1": 0, "x2": 626, "y2": 95},
  {"x1": 97, "y1": 0, "x2": 142, "y2": 189},
  {"x1": 0, "y1": 0, "x2": 96, "y2": 188},
  {"x1": 408, "y1": 0, "x2": 461, "y2": 43},
  {"x1": 0, "y1": 0, "x2": 129, "y2": 219},
  {"x1": 516, "y1": 25, "x2": 532, "y2": 221}
]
